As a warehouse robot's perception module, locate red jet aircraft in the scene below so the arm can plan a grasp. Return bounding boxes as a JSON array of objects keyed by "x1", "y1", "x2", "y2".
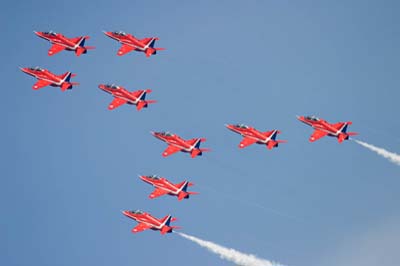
[
  {"x1": 103, "y1": 31, "x2": 164, "y2": 57},
  {"x1": 139, "y1": 175, "x2": 198, "y2": 201},
  {"x1": 122, "y1": 210, "x2": 179, "y2": 235},
  {"x1": 98, "y1": 84, "x2": 156, "y2": 111},
  {"x1": 151, "y1": 131, "x2": 210, "y2": 158},
  {"x1": 297, "y1": 115, "x2": 358, "y2": 143},
  {"x1": 20, "y1": 67, "x2": 78, "y2": 91},
  {"x1": 226, "y1": 124, "x2": 287, "y2": 150},
  {"x1": 34, "y1": 31, "x2": 94, "y2": 56}
]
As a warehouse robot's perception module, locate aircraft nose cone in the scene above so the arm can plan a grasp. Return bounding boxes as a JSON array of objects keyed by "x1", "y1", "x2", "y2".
[
  {"x1": 33, "y1": 31, "x2": 44, "y2": 37},
  {"x1": 103, "y1": 31, "x2": 112, "y2": 37},
  {"x1": 19, "y1": 67, "x2": 29, "y2": 73}
]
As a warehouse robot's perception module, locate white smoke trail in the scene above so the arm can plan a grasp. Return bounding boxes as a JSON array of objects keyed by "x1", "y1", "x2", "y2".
[
  {"x1": 353, "y1": 139, "x2": 400, "y2": 166},
  {"x1": 177, "y1": 232, "x2": 283, "y2": 266}
]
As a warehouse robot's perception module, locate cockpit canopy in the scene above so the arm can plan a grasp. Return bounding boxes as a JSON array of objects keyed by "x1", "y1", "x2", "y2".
[
  {"x1": 234, "y1": 124, "x2": 249, "y2": 129},
  {"x1": 29, "y1": 67, "x2": 44, "y2": 71},
  {"x1": 113, "y1": 31, "x2": 126, "y2": 36},
  {"x1": 131, "y1": 210, "x2": 144, "y2": 214},
  {"x1": 146, "y1": 175, "x2": 160, "y2": 180},
  {"x1": 43, "y1": 31, "x2": 57, "y2": 36},
  {"x1": 105, "y1": 84, "x2": 119, "y2": 89},
  {"x1": 160, "y1": 131, "x2": 174, "y2": 137},
  {"x1": 305, "y1": 115, "x2": 320, "y2": 121}
]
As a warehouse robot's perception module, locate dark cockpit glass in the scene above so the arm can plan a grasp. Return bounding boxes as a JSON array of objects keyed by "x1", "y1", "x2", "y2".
[
  {"x1": 147, "y1": 175, "x2": 160, "y2": 180},
  {"x1": 235, "y1": 124, "x2": 248, "y2": 129},
  {"x1": 131, "y1": 210, "x2": 144, "y2": 214},
  {"x1": 305, "y1": 115, "x2": 320, "y2": 121},
  {"x1": 105, "y1": 84, "x2": 119, "y2": 89},
  {"x1": 113, "y1": 31, "x2": 126, "y2": 36},
  {"x1": 29, "y1": 67, "x2": 44, "y2": 71},
  {"x1": 160, "y1": 131, "x2": 173, "y2": 137},
  {"x1": 43, "y1": 31, "x2": 57, "y2": 36}
]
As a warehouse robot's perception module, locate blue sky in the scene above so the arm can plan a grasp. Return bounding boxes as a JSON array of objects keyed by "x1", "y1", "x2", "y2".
[{"x1": 2, "y1": 1, "x2": 400, "y2": 265}]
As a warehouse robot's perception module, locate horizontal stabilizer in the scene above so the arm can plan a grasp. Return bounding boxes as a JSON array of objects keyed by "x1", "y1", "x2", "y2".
[
  {"x1": 267, "y1": 141, "x2": 277, "y2": 150},
  {"x1": 191, "y1": 149, "x2": 202, "y2": 158},
  {"x1": 178, "y1": 192, "x2": 189, "y2": 201},
  {"x1": 61, "y1": 83, "x2": 72, "y2": 91},
  {"x1": 75, "y1": 47, "x2": 86, "y2": 56},
  {"x1": 136, "y1": 101, "x2": 147, "y2": 111}
]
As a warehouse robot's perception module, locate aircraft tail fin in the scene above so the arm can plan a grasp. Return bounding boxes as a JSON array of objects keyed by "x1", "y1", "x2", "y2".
[
  {"x1": 60, "y1": 72, "x2": 74, "y2": 82},
  {"x1": 264, "y1": 130, "x2": 281, "y2": 140},
  {"x1": 160, "y1": 215, "x2": 177, "y2": 226}
]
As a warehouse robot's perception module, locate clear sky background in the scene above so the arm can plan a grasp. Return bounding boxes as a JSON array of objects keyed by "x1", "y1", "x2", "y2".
[{"x1": 2, "y1": 1, "x2": 400, "y2": 266}]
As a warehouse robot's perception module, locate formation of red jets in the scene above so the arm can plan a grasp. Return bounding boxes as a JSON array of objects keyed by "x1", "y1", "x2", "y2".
[{"x1": 22, "y1": 30, "x2": 358, "y2": 235}]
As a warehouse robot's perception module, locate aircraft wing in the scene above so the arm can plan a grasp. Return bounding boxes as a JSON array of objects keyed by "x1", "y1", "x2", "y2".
[
  {"x1": 117, "y1": 44, "x2": 135, "y2": 56},
  {"x1": 108, "y1": 98, "x2": 127, "y2": 110},
  {"x1": 48, "y1": 44, "x2": 66, "y2": 56},
  {"x1": 162, "y1": 145, "x2": 181, "y2": 157},
  {"x1": 140, "y1": 37, "x2": 153, "y2": 45},
  {"x1": 33, "y1": 79, "x2": 52, "y2": 90},
  {"x1": 70, "y1": 37, "x2": 83, "y2": 43},
  {"x1": 309, "y1": 130, "x2": 328, "y2": 142},
  {"x1": 332, "y1": 122, "x2": 346, "y2": 130},
  {"x1": 149, "y1": 188, "x2": 169, "y2": 199},
  {"x1": 239, "y1": 137, "x2": 258, "y2": 148},
  {"x1": 131, "y1": 223, "x2": 152, "y2": 233},
  {"x1": 130, "y1": 90, "x2": 145, "y2": 98}
]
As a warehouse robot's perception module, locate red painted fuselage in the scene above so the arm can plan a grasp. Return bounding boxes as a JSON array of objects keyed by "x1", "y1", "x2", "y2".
[
  {"x1": 297, "y1": 115, "x2": 357, "y2": 143},
  {"x1": 20, "y1": 67, "x2": 78, "y2": 91},
  {"x1": 34, "y1": 31, "x2": 94, "y2": 56},
  {"x1": 122, "y1": 210, "x2": 178, "y2": 234},
  {"x1": 226, "y1": 124, "x2": 286, "y2": 150},
  {"x1": 139, "y1": 175, "x2": 197, "y2": 200},
  {"x1": 103, "y1": 31, "x2": 164, "y2": 57},
  {"x1": 98, "y1": 84, "x2": 155, "y2": 110},
  {"x1": 151, "y1": 131, "x2": 210, "y2": 158}
]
